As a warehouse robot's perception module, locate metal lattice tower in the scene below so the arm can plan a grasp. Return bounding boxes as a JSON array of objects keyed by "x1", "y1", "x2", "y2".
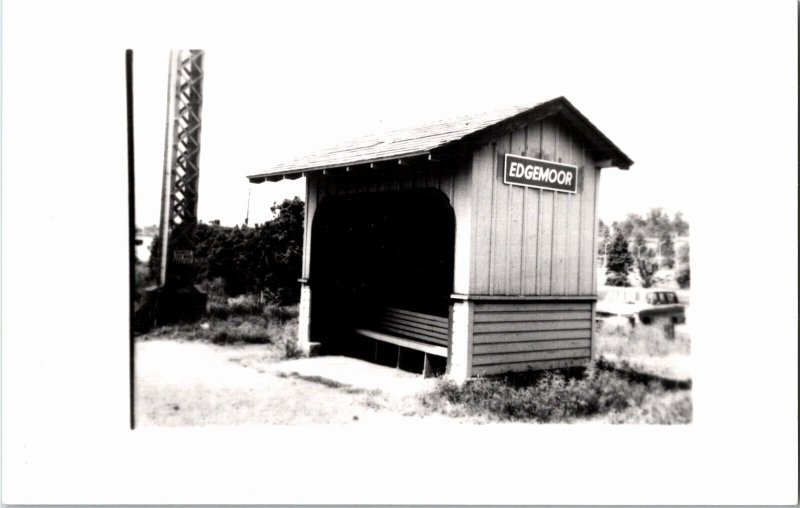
[{"x1": 158, "y1": 50, "x2": 204, "y2": 288}]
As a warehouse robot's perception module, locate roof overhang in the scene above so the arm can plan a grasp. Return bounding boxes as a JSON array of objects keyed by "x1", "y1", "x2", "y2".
[
  {"x1": 248, "y1": 151, "x2": 434, "y2": 183},
  {"x1": 247, "y1": 97, "x2": 633, "y2": 184}
]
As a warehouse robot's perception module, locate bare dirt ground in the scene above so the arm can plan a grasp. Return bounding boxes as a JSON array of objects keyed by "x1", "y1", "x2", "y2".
[{"x1": 134, "y1": 338, "x2": 460, "y2": 426}]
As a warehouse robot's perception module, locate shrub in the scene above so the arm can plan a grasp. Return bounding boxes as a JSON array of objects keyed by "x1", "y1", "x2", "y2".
[
  {"x1": 199, "y1": 277, "x2": 227, "y2": 301},
  {"x1": 676, "y1": 264, "x2": 690, "y2": 289},
  {"x1": 606, "y1": 390, "x2": 692, "y2": 424},
  {"x1": 604, "y1": 271, "x2": 630, "y2": 287},
  {"x1": 605, "y1": 230, "x2": 634, "y2": 286},
  {"x1": 226, "y1": 294, "x2": 263, "y2": 316},
  {"x1": 264, "y1": 304, "x2": 299, "y2": 323},
  {"x1": 211, "y1": 320, "x2": 272, "y2": 344},
  {"x1": 134, "y1": 262, "x2": 154, "y2": 304},
  {"x1": 146, "y1": 197, "x2": 304, "y2": 306},
  {"x1": 420, "y1": 362, "x2": 655, "y2": 423},
  {"x1": 201, "y1": 310, "x2": 300, "y2": 350},
  {"x1": 206, "y1": 300, "x2": 231, "y2": 319}
]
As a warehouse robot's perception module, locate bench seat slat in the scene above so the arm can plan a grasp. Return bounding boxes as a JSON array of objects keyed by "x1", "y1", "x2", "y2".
[
  {"x1": 380, "y1": 314, "x2": 449, "y2": 334},
  {"x1": 354, "y1": 328, "x2": 448, "y2": 357},
  {"x1": 377, "y1": 315, "x2": 449, "y2": 338},
  {"x1": 374, "y1": 323, "x2": 449, "y2": 346},
  {"x1": 384, "y1": 307, "x2": 449, "y2": 326}
]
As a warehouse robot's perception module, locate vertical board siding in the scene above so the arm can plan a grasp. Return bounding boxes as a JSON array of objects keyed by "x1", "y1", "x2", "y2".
[
  {"x1": 592, "y1": 168, "x2": 601, "y2": 295},
  {"x1": 536, "y1": 120, "x2": 556, "y2": 295},
  {"x1": 564, "y1": 130, "x2": 583, "y2": 295},
  {"x1": 579, "y1": 144, "x2": 597, "y2": 295},
  {"x1": 550, "y1": 122, "x2": 569, "y2": 295},
  {"x1": 507, "y1": 128, "x2": 526, "y2": 295},
  {"x1": 470, "y1": 301, "x2": 593, "y2": 374},
  {"x1": 522, "y1": 122, "x2": 542, "y2": 294},
  {"x1": 470, "y1": 116, "x2": 599, "y2": 297},
  {"x1": 452, "y1": 159, "x2": 472, "y2": 295},
  {"x1": 471, "y1": 144, "x2": 494, "y2": 294},
  {"x1": 491, "y1": 134, "x2": 512, "y2": 295}
]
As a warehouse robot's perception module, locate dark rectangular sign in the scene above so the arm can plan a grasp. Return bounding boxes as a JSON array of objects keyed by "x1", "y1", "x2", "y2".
[
  {"x1": 503, "y1": 154, "x2": 578, "y2": 194},
  {"x1": 173, "y1": 249, "x2": 194, "y2": 264}
]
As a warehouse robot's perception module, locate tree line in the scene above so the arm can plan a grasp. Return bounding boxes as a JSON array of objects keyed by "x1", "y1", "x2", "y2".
[
  {"x1": 601, "y1": 208, "x2": 690, "y2": 288},
  {"x1": 147, "y1": 197, "x2": 304, "y2": 305}
]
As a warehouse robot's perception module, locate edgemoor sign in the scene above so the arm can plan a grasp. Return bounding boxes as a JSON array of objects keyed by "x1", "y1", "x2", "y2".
[{"x1": 503, "y1": 153, "x2": 578, "y2": 194}]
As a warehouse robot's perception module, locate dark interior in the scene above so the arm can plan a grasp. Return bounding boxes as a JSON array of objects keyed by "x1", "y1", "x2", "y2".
[{"x1": 309, "y1": 189, "x2": 455, "y2": 357}]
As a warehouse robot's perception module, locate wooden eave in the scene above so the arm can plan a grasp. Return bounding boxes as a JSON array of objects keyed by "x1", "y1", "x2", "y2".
[{"x1": 247, "y1": 97, "x2": 633, "y2": 184}]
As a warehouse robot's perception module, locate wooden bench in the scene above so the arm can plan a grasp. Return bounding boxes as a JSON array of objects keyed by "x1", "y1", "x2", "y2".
[{"x1": 354, "y1": 307, "x2": 449, "y2": 377}]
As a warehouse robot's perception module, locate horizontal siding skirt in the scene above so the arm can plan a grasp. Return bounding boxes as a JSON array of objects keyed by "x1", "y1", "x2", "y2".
[
  {"x1": 473, "y1": 302, "x2": 592, "y2": 313},
  {"x1": 472, "y1": 328, "x2": 592, "y2": 344},
  {"x1": 473, "y1": 338, "x2": 590, "y2": 355},
  {"x1": 452, "y1": 294, "x2": 597, "y2": 303},
  {"x1": 472, "y1": 358, "x2": 589, "y2": 375},
  {"x1": 473, "y1": 319, "x2": 591, "y2": 333},
  {"x1": 472, "y1": 347, "x2": 591, "y2": 367},
  {"x1": 473, "y1": 310, "x2": 592, "y2": 323}
]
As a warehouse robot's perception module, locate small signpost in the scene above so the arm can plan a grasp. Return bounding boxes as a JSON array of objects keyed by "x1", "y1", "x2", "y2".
[{"x1": 503, "y1": 153, "x2": 578, "y2": 194}]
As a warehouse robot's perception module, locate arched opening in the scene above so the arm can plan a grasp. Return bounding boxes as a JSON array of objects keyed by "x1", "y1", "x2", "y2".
[{"x1": 309, "y1": 189, "x2": 456, "y2": 366}]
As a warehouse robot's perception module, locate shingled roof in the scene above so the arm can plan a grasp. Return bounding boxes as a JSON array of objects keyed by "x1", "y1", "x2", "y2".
[{"x1": 247, "y1": 96, "x2": 632, "y2": 183}]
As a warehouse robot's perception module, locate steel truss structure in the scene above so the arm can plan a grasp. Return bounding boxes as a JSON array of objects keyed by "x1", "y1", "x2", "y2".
[{"x1": 158, "y1": 50, "x2": 204, "y2": 288}]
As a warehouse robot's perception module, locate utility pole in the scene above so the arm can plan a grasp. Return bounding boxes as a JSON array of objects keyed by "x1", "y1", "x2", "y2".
[
  {"x1": 139, "y1": 50, "x2": 207, "y2": 328},
  {"x1": 245, "y1": 188, "x2": 251, "y2": 226}
]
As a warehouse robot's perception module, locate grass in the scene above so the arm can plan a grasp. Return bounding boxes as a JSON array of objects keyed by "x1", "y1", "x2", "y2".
[
  {"x1": 604, "y1": 389, "x2": 692, "y2": 424},
  {"x1": 417, "y1": 359, "x2": 691, "y2": 424},
  {"x1": 142, "y1": 301, "x2": 301, "y2": 359},
  {"x1": 595, "y1": 321, "x2": 690, "y2": 358},
  {"x1": 415, "y1": 318, "x2": 694, "y2": 424}
]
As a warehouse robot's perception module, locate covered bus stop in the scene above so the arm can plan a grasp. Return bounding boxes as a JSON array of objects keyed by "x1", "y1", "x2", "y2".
[{"x1": 248, "y1": 97, "x2": 632, "y2": 382}]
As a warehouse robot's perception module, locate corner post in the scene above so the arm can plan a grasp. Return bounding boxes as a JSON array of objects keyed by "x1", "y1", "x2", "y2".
[
  {"x1": 297, "y1": 279, "x2": 312, "y2": 356},
  {"x1": 447, "y1": 299, "x2": 473, "y2": 384}
]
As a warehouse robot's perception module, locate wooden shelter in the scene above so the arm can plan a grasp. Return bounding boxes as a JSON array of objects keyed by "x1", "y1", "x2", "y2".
[{"x1": 248, "y1": 96, "x2": 632, "y2": 382}]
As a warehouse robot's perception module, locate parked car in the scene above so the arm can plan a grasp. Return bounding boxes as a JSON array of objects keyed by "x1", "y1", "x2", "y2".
[{"x1": 596, "y1": 287, "x2": 686, "y2": 326}]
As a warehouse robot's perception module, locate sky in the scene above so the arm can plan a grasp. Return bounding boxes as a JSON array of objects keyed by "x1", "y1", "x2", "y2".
[{"x1": 109, "y1": 0, "x2": 772, "y2": 229}]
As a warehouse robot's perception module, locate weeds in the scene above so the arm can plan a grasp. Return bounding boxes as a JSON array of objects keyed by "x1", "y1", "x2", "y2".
[
  {"x1": 418, "y1": 361, "x2": 686, "y2": 423},
  {"x1": 264, "y1": 304, "x2": 299, "y2": 323},
  {"x1": 207, "y1": 294, "x2": 262, "y2": 319},
  {"x1": 595, "y1": 322, "x2": 690, "y2": 358},
  {"x1": 210, "y1": 319, "x2": 272, "y2": 344},
  {"x1": 605, "y1": 390, "x2": 692, "y2": 424},
  {"x1": 143, "y1": 296, "x2": 300, "y2": 354}
]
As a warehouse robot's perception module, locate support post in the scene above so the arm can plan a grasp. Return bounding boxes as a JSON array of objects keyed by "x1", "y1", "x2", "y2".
[
  {"x1": 297, "y1": 281, "x2": 312, "y2": 356},
  {"x1": 446, "y1": 300, "x2": 473, "y2": 384},
  {"x1": 590, "y1": 300, "x2": 597, "y2": 360},
  {"x1": 422, "y1": 353, "x2": 432, "y2": 378}
]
